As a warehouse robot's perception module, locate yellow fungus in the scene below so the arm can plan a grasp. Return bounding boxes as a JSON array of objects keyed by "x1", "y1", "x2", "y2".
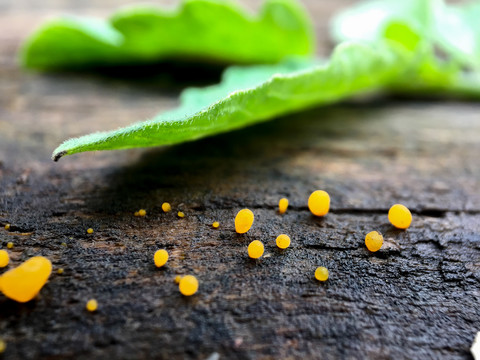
[
  {"x1": 154, "y1": 249, "x2": 169, "y2": 268},
  {"x1": 86, "y1": 228, "x2": 94, "y2": 234},
  {"x1": 247, "y1": 240, "x2": 264, "y2": 259},
  {"x1": 365, "y1": 231, "x2": 383, "y2": 252},
  {"x1": 86, "y1": 299, "x2": 98, "y2": 312},
  {"x1": 235, "y1": 209, "x2": 254, "y2": 234},
  {"x1": 174, "y1": 275, "x2": 182, "y2": 284},
  {"x1": 179, "y1": 275, "x2": 198, "y2": 296},
  {"x1": 60, "y1": 242, "x2": 67, "y2": 247},
  {"x1": 6, "y1": 242, "x2": 13, "y2": 249},
  {"x1": 212, "y1": 221, "x2": 220, "y2": 229},
  {"x1": 308, "y1": 190, "x2": 330, "y2": 216},
  {"x1": 276, "y1": 234, "x2": 291, "y2": 249},
  {"x1": 134, "y1": 211, "x2": 139, "y2": 217},
  {"x1": 279, "y1": 198, "x2": 289, "y2": 214},
  {"x1": 4, "y1": 224, "x2": 10, "y2": 231},
  {"x1": 177, "y1": 211, "x2": 185, "y2": 218},
  {"x1": 0, "y1": 339, "x2": 6, "y2": 353},
  {"x1": 388, "y1": 204, "x2": 412, "y2": 229},
  {"x1": 57, "y1": 268, "x2": 64, "y2": 275},
  {"x1": 315, "y1": 266, "x2": 329, "y2": 281},
  {"x1": 138, "y1": 209, "x2": 147, "y2": 217},
  {"x1": 0, "y1": 256, "x2": 52, "y2": 303},
  {"x1": 162, "y1": 202, "x2": 172, "y2": 212},
  {"x1": 0, "y1": 250, "x2": 9, "y2": 268}
]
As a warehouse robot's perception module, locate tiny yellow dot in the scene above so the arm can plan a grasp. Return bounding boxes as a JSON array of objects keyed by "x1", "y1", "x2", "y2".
[
  {"x1": 87, "y1": 228, "x2": 94, "y2": 234},
  {"x1": 388, "y1": 204, "x2": 412, "y2": 229},
  {"x1": 154, "y1": 249, "x2": 169, "y2": 268},
  {"x1": 138, "y1": 209, "x2": 146, "y2": 217},
  {"x1": 0, "y1": 249, "x2": 9, "y2": 267},
  {"x1": 134, "y1": 211, "x2": 139, "y2": 217},
  {"x1": 174, "y1": 275, "x2": 182, "y2": 284},
  {"x1": 4, "y1": 224, "x2": 10, "y2": 231},
  {"x1": 278, "y1": 198, "x2": 289, "y2": 214},
  {"x1": 162, "y1": 202, "x2": 172, "y2": 212},
  {"x1": 6, "y1": 242, "x2": 13, "y2": 249},
  {"x1": 276, "y1": 234, "x2": 291, "y2": 249},
  {"x1": 57, "y1": 268, "x2": 64, "y2": 275},
  {"x1": 0, "y1": 338, "x2": 6, "y2": 353},
  {"x1": 179, "y1": 275, "x2": 198, "y2": 296},
  {"x1": 177, "y1": 211, "x2": 185, "y2": 218},
  {"x1": 308, "y1": 190, "x2": 330, "y2": 217},
  {"x1": 248, "y1": 240, "x2": 264, "y2": 259},
  {"x1": 315, "y1": 267, "x2": 329, "y2": 281},
  {"x1": 212, "y1": 221, "x2": 220, "y2": 229},
  {"x1": 86, "y1": 299, "x2": 98, "y2": 312},
  {"x1": 365, "y1": 231, "x2": 383, "y2": 252},
  {"x1": 61, "y1": 242, "x2": 67, "y2": 247},
  {"x1": 235, "y1": 209, "x2": 254, "y2": 234}
]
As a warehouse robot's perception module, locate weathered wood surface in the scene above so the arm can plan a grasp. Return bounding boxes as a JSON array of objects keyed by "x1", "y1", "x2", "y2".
[{"x1": 1, "y1": 1, "x2": 479, "y2": 359}]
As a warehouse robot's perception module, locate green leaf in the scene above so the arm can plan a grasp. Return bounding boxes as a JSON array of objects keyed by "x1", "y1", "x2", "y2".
[
  {"x1": 52, "y1": 42, "x2": 407, "y2": 160},
  {"x1": 21, "y1": 0, "x2": 314, "y2": 70}
]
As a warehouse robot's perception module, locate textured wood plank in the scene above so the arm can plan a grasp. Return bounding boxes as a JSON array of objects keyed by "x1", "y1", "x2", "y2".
[{"x1": 0, "y1": 1, "x2": 479, "y2": 359}]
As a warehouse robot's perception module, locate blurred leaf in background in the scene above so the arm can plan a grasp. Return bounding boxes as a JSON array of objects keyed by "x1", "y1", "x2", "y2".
[{"x1": 21, "y1": 0, "x2": 315, "y2": 70}]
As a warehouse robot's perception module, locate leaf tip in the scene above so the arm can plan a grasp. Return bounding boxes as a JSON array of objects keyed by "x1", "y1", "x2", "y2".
[{"x1": 52, "y1": 150, "x2": 67, "y2": 162}]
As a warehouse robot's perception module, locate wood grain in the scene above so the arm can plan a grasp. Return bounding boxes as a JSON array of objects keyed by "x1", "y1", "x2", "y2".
[{"x1": 0, "y1": 1, "x2": 479, "y2": 359}]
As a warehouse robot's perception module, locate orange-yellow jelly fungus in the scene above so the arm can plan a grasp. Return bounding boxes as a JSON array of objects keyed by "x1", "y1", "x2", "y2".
[
  {"x1": 278, "y1": 198, "x2": 289, "y2": 214},
  {"x1": 179, "y1": 275, "x2": 198, "y2": 296},
  {"x1": 162, "y1": 202, "x2": 172, "y2": 212},
  {"x1": 0, "y1": 256, "x2": 52, "y2": 302},
  {"x1": 87, "y1": 228, "x2": 94, "y2": 234},
  {"x1": 212, "y1": 221, "x2": 220, "y2": 229},
  {"x1": 0, "y1": 338, "x2": 5, "y2": 353},
  {"x1": 174, "y1": 275, "x2": 182, "y2": 284},
  {"x1": 315, "y1": 266, "x2": 329, "y2": 281},
  {"x1": 86, "y1": 299, "x2": 98, "y2": 312},
  {"x1": 6, "y1": 242, "x2": 13, "y2": 249},
  {"x1": 235, "y1": 209, "x2": 254, "y2": 234},
  {"x1": 388, "y1": 204, "x2": 412, "y2": 229},
  {"x1": 248, "y1": 240, "x2": 264, "y2": 259},
  {"x1": 4, "y1": 224, "x2": 10, "y2": 231},
  {"x1": 177, "y1": 211, "x2": 185, "y2": 218},
  {"x1": 0, "y1": 250, "x2": 9, "y2": 268},
  {"x1": 276, "y1": 234, "x2": 291, "y2": 249},
  {"x1": 308, "y1": 190, "x2": 330, "y2": 216},
  {"x1": 365, "y1": 231, "x2": 383, "y2": 252},
  {"x1": 154, "y1": 249, "x2": 169, "y2": 268},
  {"x1": 138, "y1": 209, "x2": 147, "y2": 217}
]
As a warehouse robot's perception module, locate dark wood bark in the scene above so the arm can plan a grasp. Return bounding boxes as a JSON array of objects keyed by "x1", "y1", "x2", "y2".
[{"x1": 0, "y1": 1, "x2": 479, "y2": 359}]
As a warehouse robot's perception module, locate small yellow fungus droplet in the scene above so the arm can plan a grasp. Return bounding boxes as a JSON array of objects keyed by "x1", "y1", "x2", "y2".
[
  {"x1": 177, "y1": 211, "x2": 185, "y2": 218},
  {"x1": 315, "y1": 267, "x2": 329, "y2": 281},
  {"x1": 87, "y1": 228, "x2": 94, "y2": 234},
  {"x1": 235, "y1": 209, "x2": 254, "y2": 234},
  {"x1": 154, "y1": 249, "x2": 169, "y2": 268},
  {"x1": 162, "y1": 202, "x2": 172, "y2": 213},
  {"x1": 0, "y1": 256, "x2": 52, "y2": 303},
  {"x1": 388, "y1": 204, "x2": 412, "y2": 229},
  {"x1": 179, "y1": 275, "x2": 198, "y2": 296},
  {"x1": 134, "y1": 211, "x2": 139, "y2": 217},
  {"x1": 0, "y1": 250, "x2": 9, "y2": 268},
  {"x1": 212, "y1": 221, "x2": 220, "y2": 229},
  {"x1": 4, "y1": 224, "x2": 10, "y2": 231},
  {"x1": 365, "y1": 231, "x2": 383, "y2": 252},
  {"x1": 0, "y1": 339, "x2": 6, "y2": 353},
  {"x1": 138, "y1": 209, "x2": 146, "y2": 217},
  {"x1": 61, "y1": 242, "x2": 67, "y2": 247},
  {"x1": 174, "y1": 275, "x2": 182, "y2": 284},
  {"x1": 247, "y1": 240, "x2": 264, "y2": 259},
  {"x1": 6, "y1": 242, "x2": 13, "y2": 249},
  {"x1": 308, "y1": 190, "x2": 330, "y2": 217},
  {"x1": 57, "y1": 268, "x2": 64, "y2": 275},
  {"x1": 278, "y1": 198, "x2": 289, "y2": 214},
  {"x1": 86, "y1": 299, "x2": 98, "y2": 312},
  {"x1": 276, "y1": 234, "x2": 291, "y2": 249}
]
